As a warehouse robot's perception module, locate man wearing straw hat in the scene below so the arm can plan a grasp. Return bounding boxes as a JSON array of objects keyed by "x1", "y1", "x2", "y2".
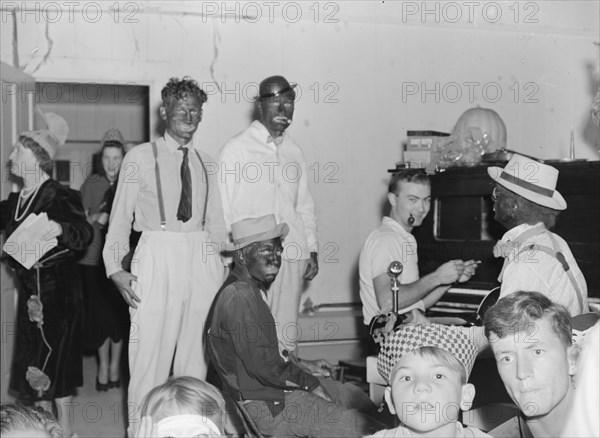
[
  {"x1": 488, "y1": 154, "x2": 588, "y2": 315},
  {"x1": 206, "y1": 215, "x2": 382, "y2": 438},
  {"x1": 218, "y1": 75, "x2": 319, "y2": 355}
]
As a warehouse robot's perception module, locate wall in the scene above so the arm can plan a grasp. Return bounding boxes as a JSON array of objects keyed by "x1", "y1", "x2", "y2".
[{"x1": 1, "y1": 1, "x2": 599, "y2": 305}]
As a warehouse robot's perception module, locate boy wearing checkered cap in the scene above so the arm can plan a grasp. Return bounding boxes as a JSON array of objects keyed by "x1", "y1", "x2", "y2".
[{"x1": 366, "y1": 324, "x2": 490, "y2": 437}]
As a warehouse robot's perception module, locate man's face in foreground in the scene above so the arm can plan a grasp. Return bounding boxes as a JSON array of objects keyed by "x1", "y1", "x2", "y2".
[{"x1": 490, "y1": 317, "x2": 576, "y2": 418}]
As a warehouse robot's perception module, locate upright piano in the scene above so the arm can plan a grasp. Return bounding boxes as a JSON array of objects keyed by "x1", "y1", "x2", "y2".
[{"x1": 412, "y1": 160, "x2": 600, "y2": 313}]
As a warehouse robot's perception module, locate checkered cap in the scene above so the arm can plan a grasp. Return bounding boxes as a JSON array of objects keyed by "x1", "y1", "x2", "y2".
[{"x1": 377, "y1": 323, "x2": 477, "y2": 384}]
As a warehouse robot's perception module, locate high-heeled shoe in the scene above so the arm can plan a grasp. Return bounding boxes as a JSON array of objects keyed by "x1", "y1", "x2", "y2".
[
  {"x1": 108, "y1": 379, "x2": 121, "y2": 389},
  {"x1": 96, "y1": 377, "x2": 110, "y2": 392}
]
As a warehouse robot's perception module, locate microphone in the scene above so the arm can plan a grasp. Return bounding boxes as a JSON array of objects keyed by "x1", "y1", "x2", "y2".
[
  {"x1": 388, "y1": 261, "x2": 403, "y2": 313},
  {"x1": 408, "y1": 214, "x2": 415, "y2": 225},
  {"x1": 388, "y1": 261, "x2": 403, "y2": 279}
]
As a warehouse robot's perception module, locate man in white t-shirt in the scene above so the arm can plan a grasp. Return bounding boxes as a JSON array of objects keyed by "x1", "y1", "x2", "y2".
[{"x1": 359, "y1": 169, "x2": 479, "y2": 330}]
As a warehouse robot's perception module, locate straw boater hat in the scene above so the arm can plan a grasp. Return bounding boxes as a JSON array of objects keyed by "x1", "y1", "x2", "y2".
[
  {"x1": 22, "y1": 110, "x2": 69, "y2": 159},
  {"x1": 225, "y1": 215, "x2": 289, "y2": 251},
  {"x1": 487, "y1": 154, "x2": 567, "y2": 210},
  {"x1": 377, "y1": 324, "x2": 478, "y2": 385}
]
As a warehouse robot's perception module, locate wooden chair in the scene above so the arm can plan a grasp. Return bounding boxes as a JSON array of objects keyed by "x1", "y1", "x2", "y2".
[{"x1": 221, "y1": 390, "x2": 267, "y2": 438}]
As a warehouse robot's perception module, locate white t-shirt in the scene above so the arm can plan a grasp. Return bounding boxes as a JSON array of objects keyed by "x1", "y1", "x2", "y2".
[{"x1": 359, "y1": 217, "x2": 422, "y2": 324}]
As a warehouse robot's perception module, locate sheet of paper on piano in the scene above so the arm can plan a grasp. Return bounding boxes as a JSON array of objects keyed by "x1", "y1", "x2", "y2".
[{"x1": 3, "y1": 212, "x2": 58, "y2": 270}]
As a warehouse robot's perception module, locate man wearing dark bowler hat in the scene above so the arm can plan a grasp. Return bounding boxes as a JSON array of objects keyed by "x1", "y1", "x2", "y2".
[
  {"x1": 218, "y1": 75, "x2": 319, "y2": 356},
  {"x1": 488, "y1": 154, "x2": 588, "y2": 315},
  {"x1": 206, "y1": 215, "x2": 383, "y2": 438}
]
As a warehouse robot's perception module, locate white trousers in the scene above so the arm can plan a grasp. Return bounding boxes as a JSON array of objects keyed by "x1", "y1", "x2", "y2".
[
  {"x1": 127, "y1": 230, "x2": 223, "y2": 425},
  {"x1": 267, "y1": 258, "x2": 308, "y2": 353}
]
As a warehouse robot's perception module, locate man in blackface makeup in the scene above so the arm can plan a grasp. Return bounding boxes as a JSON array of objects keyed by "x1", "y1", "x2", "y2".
[{"x1": 219, "y1": 75, "x2": 319, "y2": 355}]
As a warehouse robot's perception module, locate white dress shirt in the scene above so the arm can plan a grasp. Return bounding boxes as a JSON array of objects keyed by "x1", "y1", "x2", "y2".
[
  {"x1": 496, "y1": 222, "x2": 588, "y2": 315},
  {"x1": 218, "y1": 120, "x2": 318, "y2": 260},
  {"x1": 103, "y1": 133, "x2": 227, "y2": 276}
]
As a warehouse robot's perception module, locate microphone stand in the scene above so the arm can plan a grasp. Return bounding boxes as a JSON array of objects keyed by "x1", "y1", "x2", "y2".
[{"x1": 388, "y1": 261, "x2": 403, "y2": 314}]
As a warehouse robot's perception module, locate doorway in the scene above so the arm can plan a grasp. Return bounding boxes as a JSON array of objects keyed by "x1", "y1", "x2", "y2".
[{"x1": 36, "y1": 82, "x2": 150, "y2": 189}]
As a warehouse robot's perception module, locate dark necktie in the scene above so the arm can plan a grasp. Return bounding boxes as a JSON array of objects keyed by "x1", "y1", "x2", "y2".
[{"x1": 177, "y1": 146, "x2": 192, "y2": 222}]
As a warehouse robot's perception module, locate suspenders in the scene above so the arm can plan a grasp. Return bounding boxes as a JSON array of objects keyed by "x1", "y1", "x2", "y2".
[
  {"x1": 151, "y1": 141, "x2": 208, "y2": 231},
  {"x1": 512, "y1": 227, "x2": 585, "y2": 311}
]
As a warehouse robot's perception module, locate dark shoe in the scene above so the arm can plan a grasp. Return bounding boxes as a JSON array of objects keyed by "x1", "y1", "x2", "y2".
[
  {"x1": 108, "y1": 379, "x2": 121, "y2": 389},
  {"x1": 96, "y1": 377, "x2": 109, "y2": 392}
]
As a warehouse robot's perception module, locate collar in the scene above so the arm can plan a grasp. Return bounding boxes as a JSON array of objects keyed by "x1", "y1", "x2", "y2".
[
  {"x1": 494, "y1": 222, "x2": 547, "y2": 259},
  {"x1": 163, "y1": 132, "x2": 192, "y2": 153},
  {"x1": 381, "y1": 216, "x2": 414, "y2": 239},
  {"x1": 252, "y1": 120, "x2": 287, "y2": 146},
  {"x1": 499, "y1": 222, "x2": 546, "y2": 244}
]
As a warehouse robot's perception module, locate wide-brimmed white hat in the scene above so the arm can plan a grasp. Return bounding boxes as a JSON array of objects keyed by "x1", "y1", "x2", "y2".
[
  {"x1": 487, "y1": 154, "x2": 566, "y2": 210},
  {"x1": 225, "y1": 214, "x2": 289, "y2": 251}
]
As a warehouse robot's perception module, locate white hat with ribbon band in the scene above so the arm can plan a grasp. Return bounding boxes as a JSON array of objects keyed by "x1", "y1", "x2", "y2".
[{"x1": 487, "y1": 154, "x2": 566, "y2": 210}]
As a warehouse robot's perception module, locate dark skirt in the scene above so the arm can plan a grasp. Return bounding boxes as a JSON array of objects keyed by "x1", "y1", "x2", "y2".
[
  {"x1": 9, "y1": 261, "x2": 84, "y2": 401},
  {"x1": 79, "y1": 265, "x2": 129, "y2": 351}
]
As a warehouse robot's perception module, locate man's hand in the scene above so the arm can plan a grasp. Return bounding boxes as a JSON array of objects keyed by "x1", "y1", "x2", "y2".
[
  {"x1": 96, "y1": 212, "x2": 109, "y2": 226},
  {"x1": 435, "y1": 260, "x2": 465, "y2": 285},
  {"x1": 303, "y1": 251, "x2": 319, "y2": 280},
  {"x1": 40, "y1": 220, "x2": 62, "y2": 241},
  {"x1": 110, "y1": 270, "x2": 140, "y2": 308},
  {"x1": 299, "y1": 358, "x2": 337, "y2": 379},
  {"x1": 311, "y1": 384, "x2": 333, "y2": 402},
  {"x1": 458, "y1": 260, "x2": 481, "y2": 283}
]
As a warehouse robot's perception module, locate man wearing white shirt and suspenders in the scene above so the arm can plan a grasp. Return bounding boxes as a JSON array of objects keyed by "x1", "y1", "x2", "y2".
[{"x1": 103, "y1": 77, "x2": 227, "y2": 431}]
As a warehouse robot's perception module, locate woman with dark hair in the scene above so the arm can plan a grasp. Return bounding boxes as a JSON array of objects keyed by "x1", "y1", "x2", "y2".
[
  {"x1": 0, "y1": 112, "x2": 93, "y2": 437},
  {"x1": 78, "y1": 130, "x2": 128, "y2": 392}
]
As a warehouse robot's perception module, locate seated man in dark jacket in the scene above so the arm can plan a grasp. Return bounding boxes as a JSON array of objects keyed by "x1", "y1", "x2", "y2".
[{"x1": 206, "y1": 214, "x2": 383, "y2": 437}]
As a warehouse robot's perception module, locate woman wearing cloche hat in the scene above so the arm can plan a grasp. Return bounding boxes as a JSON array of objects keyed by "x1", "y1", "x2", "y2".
[{"x1": 0, "y1": 111, "x2": 93, "y2": 437}]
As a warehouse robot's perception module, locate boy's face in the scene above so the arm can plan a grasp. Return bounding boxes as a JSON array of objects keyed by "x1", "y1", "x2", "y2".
[{"x1": 385, "y1": 351, "x2": 475, "y2": 434}]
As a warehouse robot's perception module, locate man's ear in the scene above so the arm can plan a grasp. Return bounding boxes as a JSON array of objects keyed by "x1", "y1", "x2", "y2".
[
  {"x1": 159, "y1": 105, "x2": 167, "y2": 121},
  {"x1": 384, "y1": 386, "x2": 397, "y2": 415},
  {"x1": 567, "y1": 344, "x2": 580, "y2": 376},
  {"x1": 387, "y1": 192, "x2": 397, "y2": 208},
  {"x1": 460, "y1": 383, "x2": 476, "y2": 411}
]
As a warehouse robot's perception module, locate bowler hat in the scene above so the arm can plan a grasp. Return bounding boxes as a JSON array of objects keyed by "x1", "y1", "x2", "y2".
[{"x1": 256, "y1": 75, "x2": 297, "y2": 101}]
